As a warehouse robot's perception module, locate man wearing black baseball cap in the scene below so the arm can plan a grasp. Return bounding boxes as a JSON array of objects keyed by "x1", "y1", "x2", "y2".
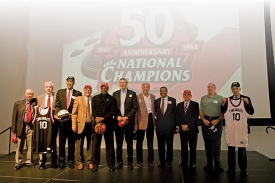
[
  {"x1": 222, "y1": 82, "x2": 254, "y2": 176},
  {"x1": 54, "y1": 76, "x2": 82, "y2": 169}
]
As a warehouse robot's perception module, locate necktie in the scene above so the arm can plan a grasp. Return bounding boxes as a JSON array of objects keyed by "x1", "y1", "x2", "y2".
[
  {"x1": 184, "y1": 102, "x2": 188, "y2": 114},
  {"x1": 161, "y1": 98, "x2": 165, "y2": 115},
  {"x1": 27, "y1": 102, "x2": 32, "y2": 123},
  {"x1": 47, "y1": 95, "x2": 51, "y2": 107},
  {"x1": 86, "y1": 98, "x2": 91, "y2": 122},
  {"x1": 66, "y1": 90, "x2": 70, "y2": 109}
]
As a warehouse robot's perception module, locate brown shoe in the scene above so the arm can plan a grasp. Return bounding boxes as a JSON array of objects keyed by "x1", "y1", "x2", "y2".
[
  {"x1": 77, "y1": 164, "x2": 84, "y2": 170},
  {"x1": 88, "y1": 163, "x2": 93, "y2": 169}
]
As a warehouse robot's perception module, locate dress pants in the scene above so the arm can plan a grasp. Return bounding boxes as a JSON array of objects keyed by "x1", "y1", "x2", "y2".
[
  {"x1": 228, "y1": 146, "x2": 247, "y2": 171},
  {"x1": 179, "y1": 131, "x2": 198, "y2": 165},
  {"x1": 75, "y1": 123, "x2": 93, "y2": 166},
  {"x1": 15, "y1": 123, "x2": 34, "y2": 165},
  {"x1": 202, "y1": 120, "x2": 222, "y2": 167},
  {"x1": 156, "y1": 130, "x2": 174, "y2": 165},
  {"x1": 93, "y1": 124, "x2": 115, "y2": 168},
  {"x1": 115, "y1": 124, "x2": 134, "y2": 164},
  {"x1": 136, "y1": 113, "x2": 154, "y2": 164},
  {"x1": 58, "y1": 119, "x2": 76, "y2": 166}
]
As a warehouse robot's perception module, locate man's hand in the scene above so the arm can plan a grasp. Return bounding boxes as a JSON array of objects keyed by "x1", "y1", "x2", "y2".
[
  {"x1": 54, "y1": 114, "x2": 62, "y2": 121},
  {"x1": 62, "y1": 114, "x2": 71, "y2": 122},
  {"x1": 181, "y1": 125, "x2": 189, "y2": 131},
  {"x1": 202, "y1": 119, "x2": 210, "y2": 126},
  {"x1": 242, "y1": 97, "x2": 249, "y2": 105},
  {"x1": 211, "y1": 119, "x2": 219, "y2": 126},
  {"x1": 134, "y1": 125, "x2": 138, "y2": 132},
  {"x1": 95, "y1": 117, "x2": 104, "y2": 123},
  {"x1": 72, "y1": 126, "x2": 77, "y2": 132},
  {"x1": 122, "y1": 116, "x2": 128, "y2": 122},
  {"x1": 117, "y1": 116, "x2": 123, "y2": 122}
]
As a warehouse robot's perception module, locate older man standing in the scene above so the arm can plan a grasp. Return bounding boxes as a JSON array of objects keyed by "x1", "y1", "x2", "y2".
[
  {"x1": 54, "y1": 76, "x2": 82, "y2": 169},
  {"x1": 37, "y1": 81, "x2": 58, "y2": 169},
  {"x1": 71, "y1": 84, "x2": 94, "y2": 170},
  {"x1": 199, "y1": 83, "x2": 224, "y2": 172},
  {"x1": 135, "y1": 82, "x2": 156, "y2": 168},
  {"x1": 12, "y1": 89, "x2": 37, "y2": 170},
  {"x1": 92, "y1": 82, "x2": 117, "y2": 172},
  {"x1": 222, "y1": 82, "x2": 254, "y2": 176},
  {"x1": 113, "y1": 78, "x2": 138, "y2": 170}
]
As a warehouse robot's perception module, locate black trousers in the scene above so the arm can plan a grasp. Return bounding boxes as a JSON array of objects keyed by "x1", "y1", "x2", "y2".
[
  {"x1": 58, "y1": 120, "x2": 76, "y2": 165},
  {"x1": 202, "y1": 117, "x2": 222, "y2": 167},
  {"x1": 93, "y1": 125, "x2": 115, "y2": 168},
  {"x1": 179, "y1": 131, "x2": 198, "y2": 165},
  {"x1": 136, "y1": 114, "x2": 154, "y2": 164},
  {"x1": 156, "y1": 130, "x2": 174, "y2": 165},
  {"x1": 40, "y1": 119, "x2": 59, "y2": 166},
  {"x1": 228, "y1": 146, "x2": 247, "y2": 171},
  {"x1": 115, "y1": 124, "x2": 133, "y2": 164}
]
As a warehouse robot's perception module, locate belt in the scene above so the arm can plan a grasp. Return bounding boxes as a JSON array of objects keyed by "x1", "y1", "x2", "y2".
[{"x1": 204, "y1": 115, "x2": 219, "y2": 120}]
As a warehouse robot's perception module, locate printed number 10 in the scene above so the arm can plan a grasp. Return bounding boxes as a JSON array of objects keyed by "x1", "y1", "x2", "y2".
[
  {"x1": 39, "y1": 121, "x2": 47, "y2": 129},
  {"x1": 232, "y1": 113, "x2": 240, "y2": 121}
]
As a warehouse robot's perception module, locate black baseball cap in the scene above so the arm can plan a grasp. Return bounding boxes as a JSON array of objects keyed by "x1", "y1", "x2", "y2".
[
  {"x1": 66, "y1": 76, "x2": 75, "y2": 81},
  {"x1": 231, "y1": 82, "x2": 240, "y2": 88}
]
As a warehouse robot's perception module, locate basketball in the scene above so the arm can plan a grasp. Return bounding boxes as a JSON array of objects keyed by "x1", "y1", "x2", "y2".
[
  {"x1": 57, "y1": 109, "x2": 70, "y2": 119},
  {"x1": 11, "y1": 134, "x2": 17, "y2": 144},
  {"x1": 94, "y1": 122, "x2": 106, "y2": 134}
]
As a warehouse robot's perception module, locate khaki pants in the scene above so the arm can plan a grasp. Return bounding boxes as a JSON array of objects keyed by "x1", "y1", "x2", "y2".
[{"x1": 15, "y1": 123, "x2": 34, "y2": 165}]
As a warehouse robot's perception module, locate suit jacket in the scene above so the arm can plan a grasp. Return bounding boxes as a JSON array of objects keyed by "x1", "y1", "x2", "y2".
[
  {"x1": 135, "y1": 93, "x2": 156, "y2": 130},
  {"x1": 71, "y1": 96, "x2": 93, "y2": 134},
  {"x1": 113, "y1": 89, "x2": 138, "y2": 127},
  {"x1": 154, "y1": 96, "x2": 176, "y2": 133},
  {"x1": 11, "y1": 98, "x2": 37, "y2": 136},
  {"x1": 54, "y1": 88, "x2": 82, "y2": 114},
  {"x1": 37, "y1": 93, "x2": 56, "y2": 112},
  {"x1": 222, "y1": 94, "x2": 254, "y2": 133},
  {"x1": 176, "y1": 100, "x2": 199, "y2": 134}
]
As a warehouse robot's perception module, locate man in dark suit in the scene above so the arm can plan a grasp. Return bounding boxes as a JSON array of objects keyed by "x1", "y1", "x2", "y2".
[
  {"x1": 37, "y1": 81, "x2": 58, "y2": 169},
  {"x1": 113, "y1": 78, "x2": 138, "y2": 170},
  {"x1": 155, "y1": 86, "x2": 176, "y2": 168},
  {"x1": 222, "y1": 82, "x2": 254, "y2": 176},
  {"x1": 176, "y1": 90, "x2": 199, "y2": 169},
  {"x1": 54, "y1": 76, "x2": 82, "y2": 169},
  {"x1": 12, "y1": 89, "x2": 37, "y2": 170}
]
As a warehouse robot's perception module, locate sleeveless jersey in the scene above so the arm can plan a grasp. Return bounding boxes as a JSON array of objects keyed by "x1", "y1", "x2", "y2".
[
  {"x1": 224, "y1": 98, "x2": 249, "y2": 147},
  {"x1": 32, "y1": 106, "x2": 54, "y2": 153}
]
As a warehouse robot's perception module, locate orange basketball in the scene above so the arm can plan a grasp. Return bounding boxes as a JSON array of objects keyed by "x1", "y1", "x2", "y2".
[{"x1": 94, "y1": 122, "x2": 106, "y2": 134}]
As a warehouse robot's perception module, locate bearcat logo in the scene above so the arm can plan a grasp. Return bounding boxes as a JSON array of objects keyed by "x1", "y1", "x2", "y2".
[{"x1": 79, "y1": 6, "x2": 203, "y2": 92}]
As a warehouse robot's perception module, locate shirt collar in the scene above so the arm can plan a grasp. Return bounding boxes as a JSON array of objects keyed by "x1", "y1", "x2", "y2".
[
  {"x1": 233, "y1": 94, "x2": 241, "y2": 99},
  {"x1": 121, "y1": 89, "x2": 127, "y2": 93}
]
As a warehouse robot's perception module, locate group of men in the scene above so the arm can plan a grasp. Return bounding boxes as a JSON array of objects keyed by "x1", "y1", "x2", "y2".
[{"x1": 11, "y1": 77, "x2": 254, "y2": 176}]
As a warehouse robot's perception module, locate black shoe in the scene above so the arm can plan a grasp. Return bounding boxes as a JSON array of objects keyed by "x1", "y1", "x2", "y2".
[
  {"x1": 14, "y1": 164, "x2": 22, "y2": 170},
  {"x1": 27, "y1": 163, "x2": 35, "y2": 168},
  {"x1": 167, "y1": 164, "x2": 172, "y2": 168},
  {"x1": 39, "y1": 165, "x2": 46, "y2": 170},
  {"x1": 157, "y1": 163, "x2": 166, "y2": 168},
  {"x1": 92, "y1": 165, "x2": 98, "y2": 172},
  {"x1": 240, "y1": 170, "x2": 248, "y2": 176},
  {"x1": 51, "y1": 163, "x2": 58, "y2": 168},
  {"x1": 109, "y1": 167, "x2": 116, "y2": 172},
  {"x1": 137, "y1": 163, "x2": 143, "y2": 168},
  {"x1": 189, "y1": 163, "x2": 195, "y2": 169},
  {"x1": 215, "y1": 166, "x2": 224, "y2": 172},
  {"x1": 128, "y1": 163, "x2": 133, "y2": 170},
  {"x1": 226, "y1": 169, "x2": 235, "y2": 174},
  {"x1": 204, "y1": 164, "x2": 213, "y2": 171},
  {"x1": 68, "y1": 164, "x2": 75, "y2": 169},
  {"x1": 116, "y1": 162, "x2": 123, "y2": 169},
  {"x1": 58, "y1": 164, "x2": 66, "y2": 170}
]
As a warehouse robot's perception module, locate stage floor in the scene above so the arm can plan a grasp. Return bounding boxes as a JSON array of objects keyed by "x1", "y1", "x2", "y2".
[{"x1": 0, "y1": 149, "x2": 274, "y2": 183}]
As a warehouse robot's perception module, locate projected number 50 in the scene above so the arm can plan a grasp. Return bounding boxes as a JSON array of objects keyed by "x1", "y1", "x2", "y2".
[{"x1": 119, "y1": 6, "x2": 174, "y2": 46}]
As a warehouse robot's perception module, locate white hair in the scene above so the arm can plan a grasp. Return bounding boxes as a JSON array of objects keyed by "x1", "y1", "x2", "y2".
[{"x1": 44, "y1": 81, "x2": 54, "y2": 87}]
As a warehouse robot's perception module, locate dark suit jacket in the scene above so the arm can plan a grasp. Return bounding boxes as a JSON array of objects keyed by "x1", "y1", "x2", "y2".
[
  {"x1": 176, "y1": 100, "x2": 199, "y2": 134},
  {"x1": 11, "y1": 98, "x2": 37, "y2": 136},
  {"x1": 54, "y1": 88, "x2": 82, "y2": 114},
  {"x1": 154, "y1": 96, "x2": 176, "y2": 133},
  {"x1": 222, "y1": 94, "x2": 254, "y2": 133},
  {"x1": 113, "y1": 89, "x2": 138, "y2": 127}
]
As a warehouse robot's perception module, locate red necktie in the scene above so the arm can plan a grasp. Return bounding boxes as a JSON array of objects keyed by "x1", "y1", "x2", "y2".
[
  {"x1": 161, "y1": 98, "x2": 165, "y2": 115},
  {"x1": 66, "y1": 90, "x2": 70, "y2": 109},
  {"x1": 27, "y1": 102, "x2": 32, "y2": 123},
  {"x1": 47, "y1": 95, "x2": 51, "y2": 108}
]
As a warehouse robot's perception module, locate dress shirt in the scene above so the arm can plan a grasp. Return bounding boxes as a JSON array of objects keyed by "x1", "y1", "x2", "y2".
[
  {"x1": 44, "y1": 93, "x2": 53, "y2": 107},
  {"x1": 160, "y1": 96, "x2": 168, "y2": 113},
  {"x1": 143, "y1": 94, "x2": 152, "y2": 113},
  {"x1": 120, "y1": 89, "x2": 127, "y2": 116}
]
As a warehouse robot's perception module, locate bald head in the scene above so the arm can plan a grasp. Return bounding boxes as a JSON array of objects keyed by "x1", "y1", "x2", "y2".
[
  {"x1": 25, "y1": 89, "x2": 34, "y2": 101},
  {"x1": 142, "y1": 82, "x2": 150, "y2": 95}
]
